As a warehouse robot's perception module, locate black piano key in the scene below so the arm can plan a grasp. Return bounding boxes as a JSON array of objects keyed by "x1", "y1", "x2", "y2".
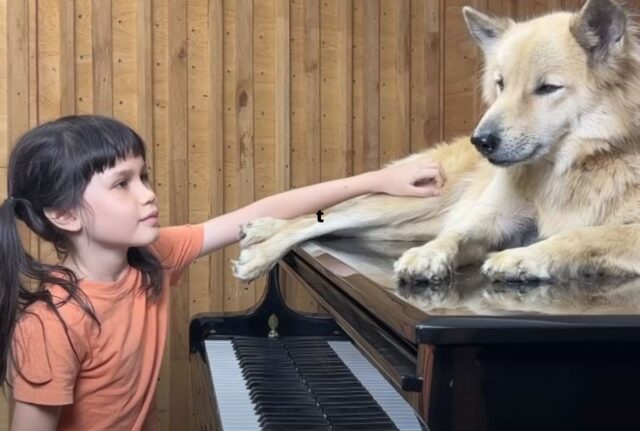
[{"x1": 230, "y1": 336, "x2": 401, "y2": 431}]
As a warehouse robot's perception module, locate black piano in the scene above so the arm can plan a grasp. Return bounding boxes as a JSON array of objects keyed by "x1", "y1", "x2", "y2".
[{"x1": 190, "y1": 237, "x2": 640, "y2": 431}]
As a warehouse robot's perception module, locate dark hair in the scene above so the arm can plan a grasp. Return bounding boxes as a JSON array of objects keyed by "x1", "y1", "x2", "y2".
[{"x1": 0, "y1": 115, "x2": 165, "y2": 387}]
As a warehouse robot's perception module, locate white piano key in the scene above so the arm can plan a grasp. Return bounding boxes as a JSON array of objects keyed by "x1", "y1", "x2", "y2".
[
  {"x1": 329, "y1": 340, "x2": 423, "y2": 431},
  {"x1": 205, "y1": 340, "x2": 261, "y2": 431}
]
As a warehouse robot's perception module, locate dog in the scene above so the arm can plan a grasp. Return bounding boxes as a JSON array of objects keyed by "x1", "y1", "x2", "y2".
[{"x1": 232, "y1": 0, "x2": 640, "y2": 286}]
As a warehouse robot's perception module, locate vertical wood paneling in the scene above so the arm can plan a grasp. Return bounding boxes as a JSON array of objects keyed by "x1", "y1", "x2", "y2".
[
  {"x1": 186, "y1": 0, "x2": 210, "y2": 427},
  {"x1": 380, "y1": 0, "x2": 410, "y2": 163},
  {"x1": 167, "y1": 0, "x2": 190, "y2": 428},
  {"x1": 222, "y1": 0, "x2": 239, "y2": 311},
  {"x1": 37, "y1": 0, "x2": 61, "y2": 266},
  {"x1": 76, "y1": 0, "x2": 93, "y2": 115},
  {"x1": 207, "y1": 0, "x2": 225, "y2": 318},
  {"x1": 60, "y1": 0, "x2": 75, "y2": 115},
  {"x1": 287, "y1": 0, "x2": 321, "y2": 312},
  {"x1": 152, "y1": 0, "x2": 170, "y2": 426},
  {"x1": 92, "y1": 0, "x2": 113, "y2": 115},
  {"x1": 253, "y1": 1, "x2": 276, "y2": 300},
  {"x1": 411, "y1": 0, "x2": 442, "y2": 150},
  {"x1": 443, "y1": 0, "x2": 479, "y2": 140},
  {"x1": 137, "y1": 0, "x2": 154, "y2": 176},
  {"x1": 2, "y1": 1, "x2": 622, "y2": 430},
  {"x1": 113, "y1": 0, "x2": 138, "y2": 127},
  {"x1": 320, "y1": 0, "x2": 352, "y2": 180},
  {"x1": 354, "y1": 0, "x2": 380, "y2": 173},
  {"x1": 275, "y1": 0, "x2": 290, "y2": 192},
  {"x1": 235, "y1": 0, "x2": 256, "y2": 310}
]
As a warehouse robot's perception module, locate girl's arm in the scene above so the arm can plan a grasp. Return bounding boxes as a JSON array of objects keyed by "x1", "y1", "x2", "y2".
[
  {"x1": 11, "y1": 401, "x2": 61, "y2": 431},
  {"x1": 198, "y1": 160, "x2": 445, "y2": 257}
]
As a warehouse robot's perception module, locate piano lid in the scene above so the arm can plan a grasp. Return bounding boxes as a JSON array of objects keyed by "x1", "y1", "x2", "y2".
[{"x1": 291, "y1": 237, "x2": 640, "y2": 345}]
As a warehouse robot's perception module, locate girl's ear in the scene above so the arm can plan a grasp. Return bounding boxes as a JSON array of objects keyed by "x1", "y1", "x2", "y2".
[{"x1": 44, "y1": 208, "x2": 82, "y2": 233}]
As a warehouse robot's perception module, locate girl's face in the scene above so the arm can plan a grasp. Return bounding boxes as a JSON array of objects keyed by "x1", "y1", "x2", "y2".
[{"x1": 80, "y1": 155, "x2": 159, "y2": 250}]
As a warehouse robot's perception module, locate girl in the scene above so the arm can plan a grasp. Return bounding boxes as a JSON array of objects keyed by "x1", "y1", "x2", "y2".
[{"x1": 1, "y1": 115, "x2": 445, "y2": 431}]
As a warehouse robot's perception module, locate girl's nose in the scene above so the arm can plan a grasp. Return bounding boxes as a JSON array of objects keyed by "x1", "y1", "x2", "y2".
[{"x1": 140, "y1": 182, "x2": 156, "y2": 204}]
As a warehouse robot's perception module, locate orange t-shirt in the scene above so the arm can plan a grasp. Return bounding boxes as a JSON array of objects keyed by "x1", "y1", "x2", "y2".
[{"x1": 9, "y1": 223, "x2": 205, "y2": 431}]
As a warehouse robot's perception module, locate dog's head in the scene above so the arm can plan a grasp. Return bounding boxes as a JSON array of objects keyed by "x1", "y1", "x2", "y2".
[{"x1": 464, "y1": 0, "x2": 632, "y2": 166}]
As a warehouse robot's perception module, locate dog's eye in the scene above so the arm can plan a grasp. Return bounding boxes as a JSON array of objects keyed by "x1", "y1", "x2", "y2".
[
  {"x1": 535, "y1": 84, "x2": 563, "y2": 95},
  {"x1": 496, "y1": 78, "x2": 504, "y2": 91}
]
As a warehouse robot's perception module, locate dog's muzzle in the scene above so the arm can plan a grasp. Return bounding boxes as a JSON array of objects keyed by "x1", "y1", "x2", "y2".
[{"x1": 471, "y1": 132, "x2": 500, "y2": 156}]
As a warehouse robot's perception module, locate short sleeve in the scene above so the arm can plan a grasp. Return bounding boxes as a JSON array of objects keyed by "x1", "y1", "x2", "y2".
[
  {"x1": 9, "y1": 309, "x2": 86, "y2": 406},
  {"x1": 149, "y1": 223, "x2": 205, "y2": 285}
]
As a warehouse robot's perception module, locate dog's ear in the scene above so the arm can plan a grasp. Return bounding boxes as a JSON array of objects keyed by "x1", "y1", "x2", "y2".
[
  {"x1": 572, "y1": 0, "x2": 626, "y2": 63},
  {"x1": 463, "y1": 7, "x2": 512, "y2": 53}
]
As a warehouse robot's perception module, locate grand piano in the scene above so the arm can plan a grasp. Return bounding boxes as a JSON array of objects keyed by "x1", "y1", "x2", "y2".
[{"x1": 190, "y1": 237, "x2": 640, "y2": 431}]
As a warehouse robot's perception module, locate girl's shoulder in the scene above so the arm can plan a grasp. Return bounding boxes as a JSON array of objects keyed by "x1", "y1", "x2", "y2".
[{"x1": 17, "y1": 286, "x2": 96, "y2": 338}]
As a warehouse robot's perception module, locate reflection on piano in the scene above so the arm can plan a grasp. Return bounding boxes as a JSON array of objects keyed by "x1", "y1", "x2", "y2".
[{"x1": 191, "y1": 237, "x2": 640, "y2": 431}]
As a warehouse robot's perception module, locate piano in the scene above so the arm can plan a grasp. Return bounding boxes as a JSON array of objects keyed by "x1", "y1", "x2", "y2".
[{"x1": 190, "y1": 237, "x2": 640, "y2": 431}]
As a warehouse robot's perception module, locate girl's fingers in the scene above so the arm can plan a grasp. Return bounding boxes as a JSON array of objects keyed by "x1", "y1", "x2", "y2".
[{"x1": 415, "y1": 167, "x2": 443, "y2": 188}]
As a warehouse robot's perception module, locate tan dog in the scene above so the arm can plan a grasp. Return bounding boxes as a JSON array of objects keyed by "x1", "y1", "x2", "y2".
[{"x1": 233, "y1": 0, "x2": 640, "y2": 285}]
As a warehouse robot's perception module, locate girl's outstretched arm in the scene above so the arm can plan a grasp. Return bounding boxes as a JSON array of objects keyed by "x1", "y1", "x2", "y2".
[
  {"x1": 11, "y1": 401, "x2": 61, "y2": 431},
  {"x1": 198, "y1": 160, "x2": 445, "y2": 257}
]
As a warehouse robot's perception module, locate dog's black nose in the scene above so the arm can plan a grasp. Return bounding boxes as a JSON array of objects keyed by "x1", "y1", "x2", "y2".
[{"x1": 471, "y1": 133, "x2": 500, "y2": 155}]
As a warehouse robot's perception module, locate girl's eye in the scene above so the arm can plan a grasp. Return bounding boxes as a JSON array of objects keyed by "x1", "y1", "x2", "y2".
[
  {"x1": 116, "y1": 180, "x2": 128, "y2": 188},
  {"x1": 141, "y1": 173, "x2": 149, "y2": 183}
]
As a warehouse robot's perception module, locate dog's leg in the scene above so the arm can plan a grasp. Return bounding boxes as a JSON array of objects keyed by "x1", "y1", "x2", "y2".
[
  {"x1": 232, "y1": 192, "x2": 449, "y2": 281},
  {"x1": 482, "y1": 223, "x2": 640, "y2": 281},
  {"x1": 393, "y1": 170, "x2": 535, "y2": 283}
]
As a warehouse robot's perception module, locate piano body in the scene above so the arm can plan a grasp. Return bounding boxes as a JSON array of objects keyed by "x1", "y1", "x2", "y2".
[{"x1": 191, "y1": 237, "x2": 640, "y2": 431}]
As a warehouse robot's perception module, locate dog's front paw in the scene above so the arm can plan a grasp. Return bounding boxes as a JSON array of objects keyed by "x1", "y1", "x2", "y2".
[
  {"x1": 239, "y1": 217, "x2": 287, "y2": 248},
  {"x1": 482, "y1": 247, "x2": 551, "y2": 282},
  {"x1": 393, "y1": 244, "x2": 453, "y2": 284},
  {"x1": 231, "y1": 244, "x2": 279, "y2": 282}
]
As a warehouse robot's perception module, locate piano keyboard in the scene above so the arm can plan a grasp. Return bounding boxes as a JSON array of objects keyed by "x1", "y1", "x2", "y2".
[{"x1": 204, "y1": 337, "x2": 423, "y2": 431}]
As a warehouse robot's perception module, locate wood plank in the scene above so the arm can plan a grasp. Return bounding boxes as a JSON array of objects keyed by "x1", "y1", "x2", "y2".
[
  {"x1": 208, "y1": 0, "x2": 225, "y2": 314},
  {"x1": 320, "y1": 0, "x2": 351, "y2": 180},
  {"x1": 236, "y1": 0, "x2": 255, "y2": 310},
  {"x1": 152, "y1": 0, "x2": 170, "y2": 427},
  {"x1": 362, "y1": 0, "x2": 380, "y2": 168},
  {"x1": 380, "y1": 0, "x2": 410, "y2": 163},
  {"x1": 302, "y1": 0, "x2": 321, "y2": 188},
  {"x1": 60, "y1": 0, "x2": 75, "y2": 115},
  {"x1": 7, "y1": 0, "x2": 29, "y2": 157},
  {"x1": 411, "y1": 0, "x2": 441, "y2": 149},
  {"x1": 223, "y1": 0, "x2": 240, "y2": 312},
  {"x1": 286, "y1": 0, "x2": 321, "y2": 313},
  {"x1": 187, "y1": 0, "x2": 211, "y2": 314},
  {"x1": 137, "y1": 0, "x2": 153, "y2": 178},
  {"x1": 75, "y1": 0, "x2": 93, "y2": 115},
  {"x1": 275, "y1": 0, "x2": 290, "y2": 192},
  {"x1": 186, "y1": 0, "x2": 212, "y2": 427},
  {"x1": 167, "y1": 0, "x2": 189, "y2": 428},
  {"x1": 353, "y1": 0, "x2": 381, "y2": 173},
  {"x1": 443, "y1": 0, "x2": 478, "y2": 140},
  {"x1": 37, "y1": 0, "x2": 61, "y2": 265},
  {"x1": 113, "y1": 0, "x2": 138, "y2": 127},
  {"x1": 92, "y1": 0, "x2": 112, "y2": 115},
  {"x1": 253, "y1": 0, "x2": 276, "y2": 299}
]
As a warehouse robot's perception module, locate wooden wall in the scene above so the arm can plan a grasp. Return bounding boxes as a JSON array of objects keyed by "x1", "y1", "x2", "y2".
[{"x1": 0, "y1": 0, "x2": 621, "y2": 429}]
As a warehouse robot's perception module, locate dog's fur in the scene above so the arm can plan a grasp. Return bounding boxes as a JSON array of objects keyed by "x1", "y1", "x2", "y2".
[{"x1": 232, "y1": 0, "x2": 640, "y2": 285}]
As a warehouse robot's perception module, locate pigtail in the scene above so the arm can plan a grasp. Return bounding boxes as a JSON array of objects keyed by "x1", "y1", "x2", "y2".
[{"x1": 0, "y1": 198, "x2": 30, "y2": 387}]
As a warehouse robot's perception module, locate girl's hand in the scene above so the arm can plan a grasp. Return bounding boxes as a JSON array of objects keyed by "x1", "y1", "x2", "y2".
[{"x1": 374, "y1": 160, "x2": 446, "y2": 197}]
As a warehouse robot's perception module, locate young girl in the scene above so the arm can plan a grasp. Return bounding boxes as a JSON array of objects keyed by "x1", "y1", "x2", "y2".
[{"x1": 1, "y1": 115, "x2": 445, "y2": 431}]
